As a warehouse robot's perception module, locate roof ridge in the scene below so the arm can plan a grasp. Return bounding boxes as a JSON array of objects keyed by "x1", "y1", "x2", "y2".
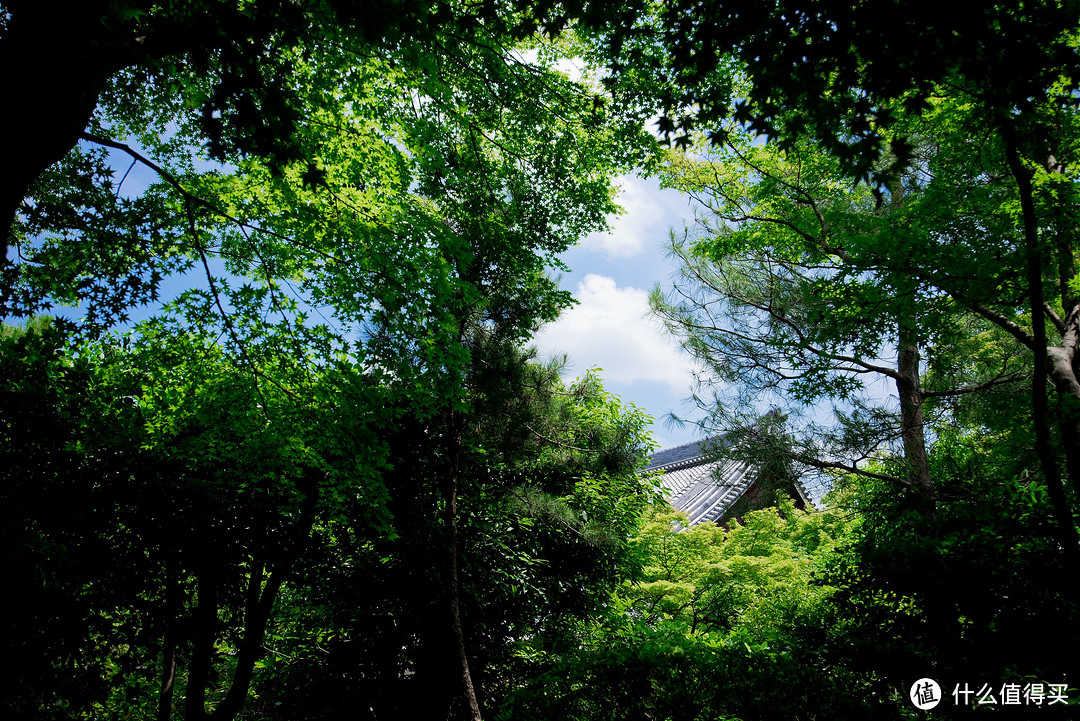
[{"x1": 641, "y1": 436, "x2": 725, "y2": 472}]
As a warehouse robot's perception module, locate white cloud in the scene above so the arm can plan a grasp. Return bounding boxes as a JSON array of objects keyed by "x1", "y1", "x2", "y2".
[
  {"x1": 533, "y1": 274, "x2": 698, "y2": 393},
  {"x1": 580, "y1": 175, "x2": 694, "y2": 259},
  {"x1": 581, "y1": 177, "x2": 665, "y2": 258}
]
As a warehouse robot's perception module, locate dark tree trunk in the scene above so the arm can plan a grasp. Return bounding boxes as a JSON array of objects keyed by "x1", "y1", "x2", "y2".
[
  {"x1": 1048, "y1": 156, "x2": 1080, "y2": 498},
  {"x1": 1004, "y1": 138, "x2": 1080, "y2": 562},
  {"x1": 209, "y1": 562, "x2": 286, "y2": 721},
  {"x1": 185, "y1": 473, "x2": 318, "y2": 721},
  {"x1": 0, "y1": 4, "x2": 120, "y2": 256},
  {"x1": 1055, "y1": 391, "x2": 1080, "y2": 498},
  {"x1": 157, "y1": 559, "x2": 180, "y2": 721},
  {"x1": 184, "y1": 569, "x2": 218, "y2": 721},
  {"x1": 444, "y1": 410, "x2": 483, "y2": 721}
]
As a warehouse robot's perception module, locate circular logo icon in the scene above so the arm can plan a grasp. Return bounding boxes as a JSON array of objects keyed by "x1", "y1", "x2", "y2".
[{"x1": 910, "y1": 678, "x2": 942, "y2": 710}]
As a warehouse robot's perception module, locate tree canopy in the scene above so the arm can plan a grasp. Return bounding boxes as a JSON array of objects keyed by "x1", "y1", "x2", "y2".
[
  {"x1": 5, "y1": 1, "x2": 1080, "y2": 719},
  {"x1": 593, "y1": 0, "x2": 1080, "y2": 181},
  {"x1": 3, "y1": 4, "x2": 661, "y2": 718}
]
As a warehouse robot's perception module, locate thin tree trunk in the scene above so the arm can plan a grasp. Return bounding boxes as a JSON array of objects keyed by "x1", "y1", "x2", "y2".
[
  {"x1": 889, "y1": 178, "x2": 934, "y2": 516},
  {"x1": 209, "y1": 562, "x2": 286, "y2": 721},
  {"x1": 1047, "y1": 339, "x2": 1080, "y2": 494},
  {"x1": 157, "y1": 558, "x2": 180, "y2": 721},
  {"x1": 445, "y1": 410, "x2": 483, "y2": 721},
  {"x1": 185, "y1": 570, "x2": 217, "y2": 721},
  {"x1": 189, "y1": 474, "x2": 318, "y2": 721},
  {"x1": 1055, "y1": 391, "x2": 1080, "y2": 497},
  {"x1": 1004, "y1": 139, "x2": 1079, "y2": 561}
]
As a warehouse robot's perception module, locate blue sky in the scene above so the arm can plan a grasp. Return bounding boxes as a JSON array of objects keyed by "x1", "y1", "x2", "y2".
[{"x1": 533, "y1": 173, "x2": 707, "y2": 451}]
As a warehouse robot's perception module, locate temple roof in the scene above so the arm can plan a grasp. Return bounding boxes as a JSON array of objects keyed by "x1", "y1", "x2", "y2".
[{"x1": 642, "y1": 439, "x2": 755, "y2": 527}]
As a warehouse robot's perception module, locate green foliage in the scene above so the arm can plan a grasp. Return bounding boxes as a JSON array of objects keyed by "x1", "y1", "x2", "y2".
[
  {"x1": 502, "y1": 461, "x2": 1079, "y2": 720},
  {"x1": 245, "y1": 345, "x2": 658, "y2": 719},
  {"x1": 1, "y1": 311, "x2": 660, "y2": 720},
  {"x1": 589, "y1": 1, "x2": 1079, "y2": 185},
  {"x1": 1, "y1": 318, "x2": 394, "y2": 720},
  {"x1": 651, "y1": 126, "x2": 939, "y2": 494},
  {"x1": 820, "y1": 468, "x2": 1080, "y2": 717},
  {"x1": 7, "y1": 4, "x2": 1080, "y2": 720},
  {"x1": 3, "y1": 10, "x2": 662, "y2": 718},
  {"x1": 499, "y1": 503, "x2": 889, "y2": 721},
  {"x1": 622, "y1": 502, "x2": 844, "y2": 639},
  {"x1": 6, "y1": 12, "x2": 654, "y2": 488},
  {"x1": 650, "y1": 54, "x2": 1080, "y2": 504},
  {"x1": 4, "y1": 12, "x2": 656, "y2": 715}
]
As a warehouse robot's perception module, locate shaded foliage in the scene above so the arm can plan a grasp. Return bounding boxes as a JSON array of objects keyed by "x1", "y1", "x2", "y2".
[
  {"x1": 1, "y1": 319, "x2": 393, "y2": 720},
  {"x1": 250, "y1": 343, "x2": 657, "y2": 719},
  {"x1": 1, "y1": 319, "x2": 657, "y2": 720}
]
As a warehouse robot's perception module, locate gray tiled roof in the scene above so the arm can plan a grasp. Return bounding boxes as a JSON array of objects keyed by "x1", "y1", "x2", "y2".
[{"x1": 642, "y1": 438, "x2": 754, "y2": 526}]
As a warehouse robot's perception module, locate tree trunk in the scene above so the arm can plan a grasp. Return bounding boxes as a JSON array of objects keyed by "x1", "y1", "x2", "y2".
[
  {"x1": 209, "y1": 562, "x2": 286, "y2": 721},
  {"x1": 183, "y1": 560, "x2": 298, "y2": 721},
  {"x1": 157, "y1": 559, "x2": 180, "y2": 721},
  {"x1": 895, "y1": 330, "x2": 935, "y2": 515},
  {"x1": 184, "y1": 569, "x2": 217, "y2": 721},
  {"x1": 1047, "y1": 342, "x2": 1080, "y2": 495},
  {"x1": 186, "y1": 473, "x2": 318, "y2": 721},
  {"x1": 1047, "y1": 155, "x2": 1080, "y2": 498},
  {"x1": 1054, "y1": 390, "x2": 1080, "y2": 498},
  {"x1": 1004, "y1": 138, "x2": 1079, "y2": 562},
  {"x1": 445, "y1": 410, "x2": 483, "y2": 721},
  {"x1": 0, "y1": 4, "x2": 119, "y2": 256}
]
